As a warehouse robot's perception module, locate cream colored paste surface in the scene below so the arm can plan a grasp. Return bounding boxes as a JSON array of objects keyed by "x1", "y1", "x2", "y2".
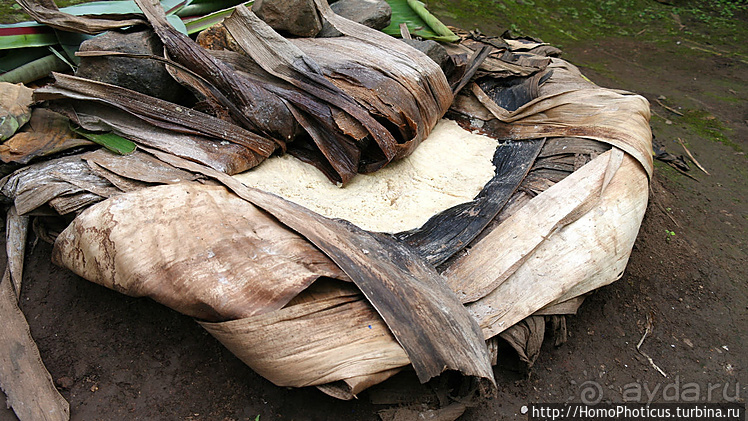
[{"x1": 234, "y1": 119, "x2": 498, "y2": 233}]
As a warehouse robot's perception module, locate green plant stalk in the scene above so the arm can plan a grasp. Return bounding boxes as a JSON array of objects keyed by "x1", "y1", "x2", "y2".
[
  {"x1": 0, "y1": 54, "x2": 67, "y2": 83},
  {"x1": 383, "y1": 0, "x2": 459, "y2": 42},
  {"x1": 406, "y1": 0, "x2": 458, "y2": 40},
  {"x1": 0, "y1": 47, "x2": 49, "y2": 73}
]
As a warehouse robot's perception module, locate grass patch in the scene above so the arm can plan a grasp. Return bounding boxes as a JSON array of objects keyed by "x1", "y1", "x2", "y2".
[
  {"x1": 0, "y1": 2, "x2": 30, "y2": 24},
  {"x1": 679, "y1": 110, "x2": 741, "y2": 152},
  {"x1": 703, "y1": 92, "x2": 743, "y2": 104},
  {"x1": 426, "y1": 0, "x2": 748, "y2": 56},
  {"x1": 653, "y1": 160, "x2": 686, "y2": 184}
]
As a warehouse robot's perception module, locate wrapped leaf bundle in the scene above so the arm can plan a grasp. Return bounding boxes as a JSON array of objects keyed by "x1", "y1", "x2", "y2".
[{"x1": 0, "y1": 3, "x2": 654, "y2": 419}]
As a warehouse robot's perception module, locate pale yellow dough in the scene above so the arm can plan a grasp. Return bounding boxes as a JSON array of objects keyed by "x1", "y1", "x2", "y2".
[{"x1": 234, "y1": 119, "x2": 498, "y2": 233}]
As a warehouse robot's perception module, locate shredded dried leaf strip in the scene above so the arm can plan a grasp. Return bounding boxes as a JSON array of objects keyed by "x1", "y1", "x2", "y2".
[
  {"x1": 15, "y1": 0, "x2": 146, "y2": 35},
  {"x1": 223, "y1": 6, "x2": 399, "y2": 164},
  {"x1": 35, "y1": 73, "x2": 276, "y2": 171},
  {"x1": 132, "y1": 0, "x2": 295, "y2": 146}
]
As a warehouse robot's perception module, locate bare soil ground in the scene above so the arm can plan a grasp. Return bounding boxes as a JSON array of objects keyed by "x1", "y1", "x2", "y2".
[{"x1": 2, "y1": 2, "x2": 746, "y2": 421}]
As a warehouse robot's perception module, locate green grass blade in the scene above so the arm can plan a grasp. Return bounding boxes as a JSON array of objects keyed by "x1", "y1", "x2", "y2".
[
  {"x1": 72, "y1": 127, "x2": 137, "y2": 155},
  {"x1": 47, "y1": 46, "x2": 76, "y2": 71}
]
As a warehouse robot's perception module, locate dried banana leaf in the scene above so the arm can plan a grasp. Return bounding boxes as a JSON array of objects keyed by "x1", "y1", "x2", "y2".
[
  {"x1": 4, "y1": 207, "x2": 28, "y2": 297},
  {"x1": 81, "y1": 148, "x2": 198, "y2": 185},
  {"x1": 313, "y1": 0, "x2": 452, "y2": 122},
  {"x1": 290, "y1": 37, "x2": 442, "y2": 160},
  {"x1": 395, "y1": 138, "x2": 543, "y2": 266},
  {"x1": 220, "y1": 0, "x2": 452, "y2": 181},
  {"x1": 47, "y1": 191, "x2": 105, "y2": 215},
  {"x1": 0, "y1": 82, "x2": 34, "y2": 141},
  {"x1": 450, "y1": 150, "x2": 648, "y2": 339},
  {"x1": 224, "y1": 6, "x2": 397, "y2": 141},
  {"x1": 132, "y1": 0, "x2": 296, "y2": 146},
  {"x1": 35, "y1": 73, "x2": 276, "y2": 173},
  {"x1": 443, "y1": 41, "x2": 549, "y2": 79},
  {"x1": 141, "y1": 148, "x2": 495, "y2": 385},
  {"x1": 53, "y1": 183, "x2": 349, "y2": 321},
  {"x1": 446, "y1": 149, "x2": 623, "y2": 304},
  {"x1": 0, "y1": 207, "x2": 69, "y2": 421},
  {"x1": 57, "y1": 100, "x2": 263, "y2": 175},
  {"x1": 0, "y1": 155, "x2": 114, "y2": 215},
  {"x1": 0, "y1": 109, "x2": 92, "y2": 164},
  {"x1": 38, "y1": 73, "x2": 274, "y2": 156},
  {"x1": 221, "y1": 5, "x2": 399, "y2": 182},
  {"x1": 499, "y1": 316, "x2": 544, "y2": 369},
  {"x1": 15, "y1": 0, "x2": 146, "y2": 35},
  {"x1": 533, "y1": 296, "x2": 586, "y2": 316},
  {"x1": 464, "y1": 72, "x2": 653, "y2": 177},
  {"x1": 199, "y1": 280, "x2": 411, "y2": 389},
  {"x1": 84, "y1": 160, "x2": 151, "y2": 192}
]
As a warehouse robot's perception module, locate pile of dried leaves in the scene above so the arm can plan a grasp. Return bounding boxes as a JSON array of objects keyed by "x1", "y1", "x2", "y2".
[{"x1": 0, "y1": 1, "x2": 653, "y2": 420}]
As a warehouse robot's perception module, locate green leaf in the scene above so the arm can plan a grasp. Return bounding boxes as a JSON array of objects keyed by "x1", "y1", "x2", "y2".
[
  {"x1": 0, "y1": 22, "x2": 57, "y2": 50},
  {"x1": 54, "y1": 29, "x2": 93, "y2": 64},
  {"x1": 0, "y1": 47, "x2": 49, "y2": 72},
  {"x1": 177, "y1": 0, "x2": 249, "y2": 18},
  {"x1": 183, "y1": 1, "x2": 253, "y2": 34},
  {"x1": 0, "y1": 0, "x2": 190, "y2": 51},
  {"x1": 383, "y1": 0, "x2": 459, "y2": 42},
  {"x1": 167, "y1": 14, "x2": 189, "y2": 34},
  {"x1": 72, "y1": 127, "x2": 137, "y2": 155},
  {"x1": 47, "y1": 45, "x2": 77, "y2": 71},
  {"x1": 0, "y1": 54, "x2": 68, "y2": 84},
  {"x1": 58, "y1": 0, "x2": 190, "y2": 16},
  {"x1": 405, "y1": 0, "x2": 458, "y2": 40}
]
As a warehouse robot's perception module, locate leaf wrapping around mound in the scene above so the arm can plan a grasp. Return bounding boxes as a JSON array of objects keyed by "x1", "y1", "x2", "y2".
[
  {"x1": 52, "y1": 183, "x2": 350, "y2": 322},
  {"x1": 1, "y1": 220, "x2": 70, "y2": 421},
  {"x1": 133, "y1": 0, "x2": 296, "y2": 146},
  {"x1": 145, "y1": 148, "x2": 495, "y2": 385}
]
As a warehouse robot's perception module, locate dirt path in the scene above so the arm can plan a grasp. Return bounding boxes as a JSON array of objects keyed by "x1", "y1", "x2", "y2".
[{"x1": 2, "y1": 2, "x2": 746, "y2": 420}]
